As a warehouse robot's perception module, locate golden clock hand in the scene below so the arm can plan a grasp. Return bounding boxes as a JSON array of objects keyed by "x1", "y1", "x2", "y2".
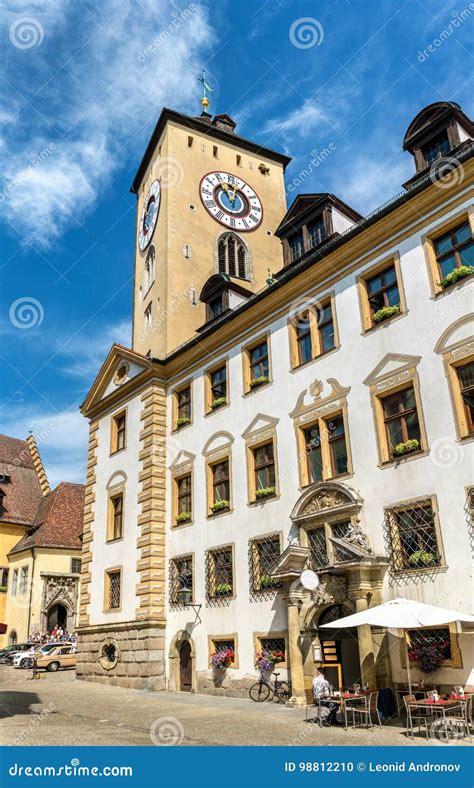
[{"x1": 229, "y1": 182, "x2": 238, "y2": 204}]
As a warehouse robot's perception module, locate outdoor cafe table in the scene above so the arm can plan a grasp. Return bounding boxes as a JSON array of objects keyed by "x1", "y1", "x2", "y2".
[
  {"x1": 318, "y1": 692, "x2": 369, "y2": 729},
  {"x1": 408, "y1": 698, "x2": 462, "y2": 740}
]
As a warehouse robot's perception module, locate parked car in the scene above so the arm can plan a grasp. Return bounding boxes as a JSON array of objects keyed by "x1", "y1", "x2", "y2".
[
  {"x1": 0, "y1": 643, "x2": 32, "y2": 664},
  {"x1": 14, "y1": 642, "x2": 73, "y2": 669},
  {"x1": 34, "y1": 644, "x2": 77, "y2": 672}
]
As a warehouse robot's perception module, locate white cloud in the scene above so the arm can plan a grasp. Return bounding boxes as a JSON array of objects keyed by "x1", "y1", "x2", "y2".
[
  {"x1": 1, "y1": 1, "x2": 215, "y2": 246},
  {"x1": 59, "y1": 318, "x2": 131, "y2": 381},
  {"x1": 264, "y1": 101, "x2": 326, "y2": 137},
  {"x1": 328, "y1": 153, "x2": 413, "y2": 213}
]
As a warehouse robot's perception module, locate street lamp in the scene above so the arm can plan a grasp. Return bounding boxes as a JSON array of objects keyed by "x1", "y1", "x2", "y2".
[{"x1": 177, "y1": 586, "x2": 202, "y2": 626}]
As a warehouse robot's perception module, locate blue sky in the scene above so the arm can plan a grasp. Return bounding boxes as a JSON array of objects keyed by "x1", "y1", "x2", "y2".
[{"x1": 1, "y1": 0, "x2": 472, "y2": 486}]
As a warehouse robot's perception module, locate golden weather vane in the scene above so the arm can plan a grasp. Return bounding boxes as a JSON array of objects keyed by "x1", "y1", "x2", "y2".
[{"x1": 198, "y1": 68, "x2": 214, "y2": 112}]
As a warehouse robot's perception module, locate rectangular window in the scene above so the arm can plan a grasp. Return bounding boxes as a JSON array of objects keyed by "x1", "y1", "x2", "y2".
[
  {"x1": 259, "y1": 636, "x2": 286, "y2": 662},
  {"x1": 382, "y1": 386, "x2": 421, "y2": 454},
  {"x1": 19, "y1": 566, "x2": 28, "y2": 594},
  {"x1": 211, "y1": 459, "x2": 230, "y2": 511},
  {"x1": 144, "y1": 302, "x2": 152, "y2": 329},
  {"x1": 289, "y1": 231, "x2": 304, "y2": 261},
  {"x1": 358, "y1": 255, "x2": 406, "y2": 330},
  {"x1": 290, "y1": 297, "x2": 338, "y2": 368},
  {"x1": 250, "y1": 535, "x2": 282, "y2": 593},
  {"x1": 433, "y1": 221, "x2": 474, "y2": 281},
  {"x1": 366, "y1": 264, "x2": 400, "y2": 318},
  {"x1": 208, "y1": 365, "x2": 227, "y2": 410},
  {"x1": 308, "y1": 527, "x2": 330, "y2": 570},
  {"x1": 206, "y1": 547, "x2": 234, "y2": 600},
  {"x1": 0, "y1": 567, "x2": 8, "y2": 590},
  {"x1": 175, "y1": 474, "x2": 192, "y2": 524},
  {"x1": 386, "y1": 500, "x2": 442, "y2": 572},
  {"x1": 305, "y1": 424, "x2": 323, "y2": 482},
  {"x1": 457, "y1": 361, "x2": 474, "y2": 435},
  {"x1": 249, "y1": 341, "x2": 269, "y2": 383},
  {"x1": 236, "y1": 154, "x2": 242, "y2": 166},
  {"x1": 317, "y1": 300, "x2": 336, "y2": 353},
  {"x1": 111, "y1": 411, "x2": 126, "y2": 453},
  {"x1": 327, "y1": 415, "x2": 348, "y2": 477},
  {"x1": 175, "y1": 384, "x2": 191, "y2": 428},
  {"x1": 11, "y1": 569, "x2": 18, "y2": 595},
  {"x1": 253, "y1": 442, "x2": 276, "y2": 495},
  {"x1": 295, "y1": 312, "x2": 312, "y2": 366},
  {"x1": 187, "y1": 135, "x2": 193, "y2": 148},
  {"x1": 105, "y1": 569, "x2": 121, "y2": 610},
  {"x1": 302, "y1": 413, "x2": 349, "y2": 484},
  {"x1": 71, "y1": 558, "x2": 81, "y2": 575},
  {"x1": 422, "y1": 134, "x2": 450, "y2": 165},
  {"x1": 213, "y1": 145, "x2": 218, "y2": 158},
  {"x1": 209, "y1": 637, "x2": 237, "y2": 668},
  {"x1": 108, "y1": 493, "x2": 124, "y2": 541},
  {"x1": 308, "y1": 216, "x2": 326, "y2": 248},
  {"x1": 169, "y1": 554, "x2": 193, "y2": 604},
  {"x1": 209, "y1": 295, "x2": 224, "y2": 319}
]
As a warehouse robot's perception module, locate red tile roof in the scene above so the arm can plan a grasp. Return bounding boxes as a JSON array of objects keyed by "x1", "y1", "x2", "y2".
[
  {"x1": 9, "y1": 482, "x2": 85, "y2": 555},
  {"x1": 0, "y1": 434, "x2": 43, "y2": 526}
]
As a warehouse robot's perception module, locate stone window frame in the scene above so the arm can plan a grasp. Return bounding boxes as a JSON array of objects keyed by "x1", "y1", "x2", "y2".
[
  {"x1": 170, "y1": 451, "x2": 195, "y2": 528},
  {"x1": 103, "y1": 565, "x2": 122, "y2": 613},
  {"x1": 203, "y1": 432, "x2": 234, "y2": 518},
  {"x1": 204, "y1": 356, "x2": 230, "y2": 415},
  {"x1": 11, "y1": 568, "x2": 18, "y2": 596},
  {"x1": 356, "y1": 252, "x2": 408, "y2": 334},
  {"x1": 172, "y1": 379, "x2": 193, "y2": 432},
  {"x1": 242, "y1": 331, "x2": 273, "y2": 395},
  {"x1": 253, "y1": 631, "x2": 288, "y2": 668},
  {"x1": 19, "y1": 565, "x2": 29, "y2": 595},
  {"x1": 384, "y1": 494, "x2": 446, "y2": 576},
  {"x1": 291, "y1": 379, "x2": 353, "y2": 488},
  {"x1": 107, "y1": 483, "x2": 125, "y2": 543},
  {"x1": 208, "y1": 633, "x2": 239, "y2": 669},
  {"x1": 288, "y1": 291, "x2": 340, "y2": 370},
  {"x1": 364, "y1": 355, "x2": 429, "y2": 467},
  {"x1": 110, "y1": 407, "x2": 127, "y2": 455},
  {"x1": 421, "y1": 206, "x2": 474, "y2": 297},
  {"x1": 205, "y1": 543, "x2": 236, "y2": 602},
  {"x1": 242, "y1": 415, "x2": 280, "y2": 505},
  {"x1": 435, "y1": 315, "x2": 474, "y2": 441},
  {"x1": 400, "y1": 623, "x2": 462, "y2": 669}
]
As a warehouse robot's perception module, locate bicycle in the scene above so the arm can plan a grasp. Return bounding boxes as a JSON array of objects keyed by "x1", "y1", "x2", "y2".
[{"x1": 249, "y1": 670, "x2": 291, "y2": 704}]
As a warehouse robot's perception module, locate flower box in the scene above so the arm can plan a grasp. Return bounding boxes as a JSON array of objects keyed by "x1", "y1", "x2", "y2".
[
  {"x1": 373, "y1": 304, "x2": 400, "y2": 324},
  {"x1": 175, "y1": 511, "x2": 192, "y2": 525},
  {"x1": 259, "y1": 574, "x2": 280, "y2": 590},
  {"x1": 255, "y1": 649, "x2": 285, "y2": 671},
  {"x1": 210, "y1": 499, "x2": 230, "y2": 514},
  {"x1": 392, "y1": 439, "x2": 420, "y2": 457},
  {"x1": 176, "y1": 416, "x2": 191, "y2": 429},
  {"x1": 211, "y1": 396, "x2": 227, "y2": 410},
  {"x1": 249, "y1": 375, "x2": 269, "y2": 389},
  {"x1": 441, "y1": 265, "x2": 474, "y2": 289},
  {"x1": 255, "y1": 486, "x2": 276, "y2": 501},
  {"x1": 408, "y1": 550, "x2": 438, "y2": 568},
  {"x1": 214, "y1": 583, "x2": 232, "y2": 596},
  {"x1": 211, "y1": 648, "x2": 235, "y2": 669}
]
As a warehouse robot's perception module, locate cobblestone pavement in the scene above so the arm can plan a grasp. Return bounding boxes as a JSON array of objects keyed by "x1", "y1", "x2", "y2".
[{"x1": 0, "y1": 666, "x2": 466, "y2": 747}]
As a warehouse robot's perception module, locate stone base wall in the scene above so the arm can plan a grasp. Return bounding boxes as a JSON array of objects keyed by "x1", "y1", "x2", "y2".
[
  {"x1": 196, "y1": 670, "x2": 256, "y2": 698},
  {"x1": 76, "y1": 623, "x2": 166, "y2": 691}
]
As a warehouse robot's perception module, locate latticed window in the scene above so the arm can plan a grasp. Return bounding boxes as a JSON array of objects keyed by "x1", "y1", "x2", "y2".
[
  {"x1": 308, "y1": 527, "x2": 329, "y2": 570},
  {"x1": 366, "y1": 265, "x2": 400, "y2": 316},
  {"x1": 308, "y1": 216, "x2": 326, "y2": 248},
  {"x1": 218, "y1": 233, "x2": 248, "y2": 279},
  {"x1": 331, "y1": 521, "x2": 355, "y2": 563},
  {"x1": 260, "y1": 636, "x2": 286, "y2": 661},
  {"x1": 407, "y1": 627, "x2": 452, "y2": 666},
  {"x1": 457, "y1": 361, "x2": 474, "y2": 434},
  {"x1": 382, "y1": 386, "x2": 421, "y2": 450},
  {"x1": 386, "y1": 500, "x2": 441, "y2": 572},
  {"x1": 71, "y1": 558, "x2": 81, "y2": 575},
  {"x1": 249, "y1": 535, "x2": 282, "y2": 596},
  {"x1": 107, "y1": 570, "x2": 121, "y2": 609},
  {"x1": 213, "y1": 638, "x2": 235, "y2": 655},
  {"x1": 169, "y1": 555, "x2": 193, "y2": 605},
  {"x1": 206, "y1": 547, "x2": 233, "y2": 602},
  {"x1": 433, "y1": 221, "x2": 474, "y2": 280}
]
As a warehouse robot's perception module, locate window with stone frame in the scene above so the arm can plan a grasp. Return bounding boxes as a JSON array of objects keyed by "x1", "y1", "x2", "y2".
[
  {"x1": 0, "y1": 567, "x2": 8, "y2": 591},
  {"x1": 11, "y1": 568, "x2": 18, "y2": 595},
  {"x1": 19, "y1": 565, "x2": 28, "y2": 594},
  {"x1": 289, "y1": 297, "x2": 338, "y2": 369},
  {"x1": 406, "y1": 626, "x2": 454, "y2": 670},
  {"x1": 259, "y1": 636, "x2": 286, "y2": 663},
  {"x1": 457, "y1": 361, "x2": 474, "y2": 435},
  {"x1": 209, "y1": 637, "x2": 237, "y2": 668},
  {"x1": 70, "y1": 558, "x2": 81, "y2": 575},
  {"x1": 303, "y1": 414, "x2": 348, "y2": 484},
  {"x1": 210, "y1": 458, "x2": 230, "y2": 513},
  {"x1": 249, "y1": 340, "x2": 269, "y2": 383},
  {"x1": 249, "y1": 535, "x2": 282, "y2": 597},
  {"x1": 175, "y1": 474, "x2": 192, "y2": 524},
  {"x1": 317, "y1": 299, "x2": 336, "y2": 353},
  {"x1": 175, "y1": 383, "x2": 192, "y2": 428},
  {"x1": 106, "y1": 569, "x2": 121, "y2": 610},
  {"x1": 381, "y1": 386, "x2": 422, "y2": 456},
  {"x1": 108, "y1": 492, "x2": 124, "y2": 541},
  {"x1": 433, "y1": 221, "x2": 474, "y2": 281},
  {"x1": 366, "y1": 265, "x2": 400, "y2": 320},
  {"x1": 169, "y1": 554, "x2": 193, "y2": 606},
  {"x1": 385, "y1": 499, "x2": 442, "y2": 573},
  {"x1": 307, "y1": 520, "x2": 355, "y2": 570},
  {"x1": 207, "y1": 364, "x2": 227, "y2": 411},
  {"x1": 252, "y1": 442, "x2": 276, "y2": 498},
  {"x1": 111, "y1": 411, "x2": 126, "y2": 453},
  {"x1": 206, "y1": 546, "x2": 234, "y2": 602}
]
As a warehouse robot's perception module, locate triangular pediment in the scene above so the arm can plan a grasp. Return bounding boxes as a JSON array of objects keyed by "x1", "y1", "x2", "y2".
[
  {"x1": 241, "y1": 413, "x2": 279, "y2": 439},
  {"x1": 81, "y1": 344, "x2": 155, "y2": 415},
  {"x1": 363, "y1": 353, "x2": 421, "y2": 386}
]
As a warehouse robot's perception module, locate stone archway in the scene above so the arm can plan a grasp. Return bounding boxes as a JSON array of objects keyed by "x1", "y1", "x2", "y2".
[
  {"x1": 47, "y1": 603, "x2": 68, "y2": 631},
  {"x1": 168, "y1": 631, "x2": 197, "y2": 693}
]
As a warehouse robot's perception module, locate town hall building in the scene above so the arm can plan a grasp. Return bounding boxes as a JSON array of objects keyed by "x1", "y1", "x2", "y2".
[{"x1": 76, "y1": 99, "x2": 474, "y2": 702}]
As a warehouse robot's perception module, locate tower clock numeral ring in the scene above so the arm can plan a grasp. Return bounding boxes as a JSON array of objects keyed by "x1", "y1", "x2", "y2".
[{"x1": 199, "y1": 171, "x2": 263, "y2": 231}]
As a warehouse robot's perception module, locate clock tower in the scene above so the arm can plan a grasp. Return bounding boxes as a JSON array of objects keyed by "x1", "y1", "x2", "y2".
[{"x1": 130, "y1": 103, "x2": 291, "y2": 358}]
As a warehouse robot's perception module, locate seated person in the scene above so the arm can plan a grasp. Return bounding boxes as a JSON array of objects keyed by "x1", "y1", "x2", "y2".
[{"x1": 312, "y1": 667, "x2": 339, "y2": 726}]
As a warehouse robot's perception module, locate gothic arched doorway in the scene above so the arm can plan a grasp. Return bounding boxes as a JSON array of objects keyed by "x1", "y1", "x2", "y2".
[
  {"x1": 318, "y1": 604, "x2": 360, "y2": 689},
  {"x1": 47, "y1": 603, "x2": 68, "y2": 631},
  {"x1": 168, "y1": 631, "x2": 196, "y2": 693}
]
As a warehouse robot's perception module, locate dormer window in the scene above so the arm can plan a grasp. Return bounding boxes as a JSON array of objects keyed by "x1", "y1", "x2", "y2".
[
  {"x1": 289, "y1": 231, "x2": 304, "y2": 261},
  {"x1": 422, "y1": 133, "x2": 450, "y2": 165},
  {"x1": 198, "y1": 273, "x2": 252, "y2": 328},
  {"x1": 209, "y1": 295, "x2": 224, "y2": 320},
  {"x1": 308, "y1": 216, "x2": 326, "y2": 248}
]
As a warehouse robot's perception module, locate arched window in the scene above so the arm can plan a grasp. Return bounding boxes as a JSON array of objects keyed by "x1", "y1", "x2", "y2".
[
  {"x1": 217, "y1": 233, "x2": 249, "y2": 280},
  {"x1": 143, "y1": 245, "x2": 156, "y2": 293}
]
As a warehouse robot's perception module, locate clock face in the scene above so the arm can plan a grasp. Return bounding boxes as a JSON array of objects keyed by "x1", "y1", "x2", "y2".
[
  {"x1": 200, "y1": 171, "x2": 263, "y2": 231},
  {"x1": 138, "y1": 179, "x2": 161, "y2": 251}
]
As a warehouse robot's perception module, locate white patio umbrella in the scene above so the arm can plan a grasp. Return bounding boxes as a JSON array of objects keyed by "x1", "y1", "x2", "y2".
[{"x1": 319, "y1": 597, "x2": 474, "y2": 694}]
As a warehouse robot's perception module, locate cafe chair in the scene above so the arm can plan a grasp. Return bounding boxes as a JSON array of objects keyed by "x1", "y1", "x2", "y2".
[
  {"x1": 403, "y1": 694, "x2": 434, "y2": 739},
  {"x1": 345, "y1": 691, "x2": 381, "y2": 729},
  {"x1": 445, "y1": 696, "x2": 472, "y2": 742}
]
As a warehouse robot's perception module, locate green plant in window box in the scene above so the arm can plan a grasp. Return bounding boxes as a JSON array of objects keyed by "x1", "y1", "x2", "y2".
[
  {"x1": 392, "y1": 439, "x2": 420, "y2": 457},
  {"x1": 211, "y1": 396, "x2": 227, "y2": 410},
  {"x1": 215, "y1": 582, "x2": 232, "y2": 596},
  {"x1": 0, "y1": 586, "x2": 7, "y2": 593},
  {"x1": 210, "y1": 499, "x2": 230, "y2": 514},
  {"x1": 408, "y1": 550, "x2": 438, "y2": 568},
  {"x1": 175, "y1": 511, "x2": 192, "y2": 525},
  {"x1": 441, "y1": 265, "x2": 474, "y2": 289},
  {"x1": 255, "y1": 486, "x2": 276, "y2": 501},
  {"x1": 176, "y1": 416, "x2": 191, "y2": 429},
  {"x1": 373, "y1": 304, "x2": 400, "y2": 324},
  {"x1": 259, "y1": 574, "x2": 280, "y2": 589},
  {"x1": 250, "y1": 375, "x2": 269, "y2": 389}
]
